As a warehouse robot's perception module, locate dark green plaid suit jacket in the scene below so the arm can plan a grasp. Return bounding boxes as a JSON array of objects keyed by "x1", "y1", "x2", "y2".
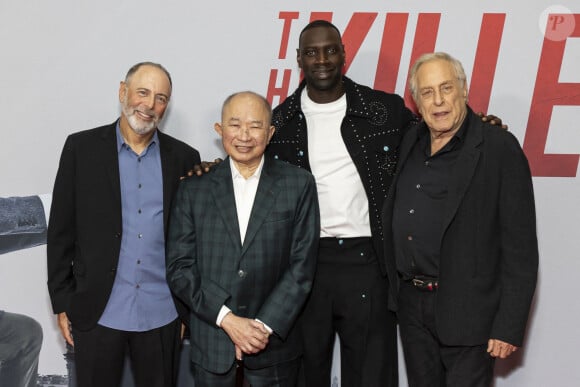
[{"x1": 166, "y1": 156, "x2": 319, "y2": 373}]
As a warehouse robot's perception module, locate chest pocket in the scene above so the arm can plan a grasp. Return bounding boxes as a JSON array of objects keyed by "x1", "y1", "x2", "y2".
[{"x1": 264, "y1": 210, "x2": 292, "y2": 223}]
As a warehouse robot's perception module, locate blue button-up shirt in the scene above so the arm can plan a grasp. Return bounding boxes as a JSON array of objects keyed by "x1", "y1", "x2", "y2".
[{"x1": 98, "y1": 124, "x2": 177, "y2": 331}]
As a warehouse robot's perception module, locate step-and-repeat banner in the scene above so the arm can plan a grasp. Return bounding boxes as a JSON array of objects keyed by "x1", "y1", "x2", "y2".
[{"x1": 1, "y1": 1, "x2": 578, "y2": 385}]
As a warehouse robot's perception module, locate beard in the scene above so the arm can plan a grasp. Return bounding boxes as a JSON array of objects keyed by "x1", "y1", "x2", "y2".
[{"x1": 121, "y1": 96, "x2": 159, "y2": 135}]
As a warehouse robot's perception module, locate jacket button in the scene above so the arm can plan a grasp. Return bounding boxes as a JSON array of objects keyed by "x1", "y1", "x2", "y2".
[
  {"x1": 238, "y1": 270, "x2": 247, "y2": 278},
  {"x1": 115, "y1": 232, "x2": 121, "y2": 238}
]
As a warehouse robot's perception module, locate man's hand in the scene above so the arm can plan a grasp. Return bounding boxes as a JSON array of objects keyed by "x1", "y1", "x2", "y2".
[
  {"x1": 235, "y1": 345, "x2": 243, "y2": 361},
  {"x1": 487, "y1": 338, "x2": 518, "y2": 359},
  {"x1": 57, "y1": 312, "x2": 74, "y2": 346},
  {"x1": 477, "y1": 112, "x2": 508, "y2": 130},
  {"x1": 220, "y1": 313, "x2": 270, "y2": 356},
  {"x1": 182, "y1": 158, "x2": 223, "y2": 179}
]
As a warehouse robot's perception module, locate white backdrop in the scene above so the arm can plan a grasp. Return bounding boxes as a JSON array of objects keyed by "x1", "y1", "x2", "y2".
[{"x1": 1, "y1": 1, "x2": 579, "y2": 385}]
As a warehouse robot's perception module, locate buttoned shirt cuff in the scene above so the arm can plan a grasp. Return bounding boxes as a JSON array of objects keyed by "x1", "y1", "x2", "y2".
[
  {"x1": 216, "y1": 305, "x2": 231, "y2": 327},
  {"x1": 255, "y1": 319, "x2": 273, "y2": 334}
]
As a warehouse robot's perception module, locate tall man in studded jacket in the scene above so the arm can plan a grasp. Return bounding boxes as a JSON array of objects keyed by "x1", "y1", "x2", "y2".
[{"x1": 268, "y1": 20, "x2": 417, "y2": 387}]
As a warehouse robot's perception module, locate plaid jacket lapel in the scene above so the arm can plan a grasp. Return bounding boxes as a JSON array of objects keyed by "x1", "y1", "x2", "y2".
[
  {"x1": 211, "y1": 159, "x2": 243, "y2": 249},
  {"x1": 241, "y1": 158, "x2": 279, "y2": 256}
]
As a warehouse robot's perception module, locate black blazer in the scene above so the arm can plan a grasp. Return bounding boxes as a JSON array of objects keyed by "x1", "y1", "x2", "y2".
[
  {"x1": 47, "y1": 121, "x2": 200, "y2": 331},
  {"x1": 382, "y1": 109, "x2": 538, "y2": 347}
]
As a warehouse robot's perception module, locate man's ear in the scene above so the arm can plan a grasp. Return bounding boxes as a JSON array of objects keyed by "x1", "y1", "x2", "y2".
[
  {"x1": 267, "y1": 125, "x2": 276, "y2": 143},
  {"x1": 214, "y1": 122, "x2": 223, "y2": 137},
  {"x1": 118, "y1": 81, "x2": 127, "y2": 103},
  {"x1": 296, "y1": 48, "x2": 303, "y2": 69}
]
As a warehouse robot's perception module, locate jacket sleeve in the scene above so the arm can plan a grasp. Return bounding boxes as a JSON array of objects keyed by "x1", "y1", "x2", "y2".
[
  {"x1": 47, "y1": 136, "x2": 77, "y2": 314},
  {"x1": 490, "y1": 132, "x2": 539, "y2": 346},
  {"x1": 166, "y1": 180, "x2": 231, "y2": 326},
  {"x1": 170, "y1": 146, "x2": 201, "y2": 325}
]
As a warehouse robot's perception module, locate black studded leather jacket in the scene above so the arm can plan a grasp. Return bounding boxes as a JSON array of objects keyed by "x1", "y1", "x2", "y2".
[{"x1": 269, "y1": 76, "x2": 417, "y2": 275}]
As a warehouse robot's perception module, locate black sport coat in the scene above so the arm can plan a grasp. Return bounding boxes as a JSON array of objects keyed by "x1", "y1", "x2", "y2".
[
  {"x1": 47, "y1": 121, "x2": 200, "y2": 331},
  {"x1": 382, "y1": 108, "x2": 538, "y2": 346}
]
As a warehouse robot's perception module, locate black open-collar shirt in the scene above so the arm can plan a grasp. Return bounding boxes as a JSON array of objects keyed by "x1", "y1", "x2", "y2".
[{"x1": 392, "y1": 112, "x2": 470, "y2": 279}]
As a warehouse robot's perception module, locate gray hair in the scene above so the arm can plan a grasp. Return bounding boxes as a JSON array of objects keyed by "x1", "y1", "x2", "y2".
[
  {"x1": 408, "y1": 52, "x2": 467, "y2": 102},
  {"x1": 125, "y1": 61, "x2": 172, "y2": 89}
]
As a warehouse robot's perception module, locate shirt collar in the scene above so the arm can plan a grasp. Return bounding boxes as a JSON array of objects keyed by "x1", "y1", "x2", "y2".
[
  {"x1": 229, "y1": 156, "x2": 265, "y2": 180},
  {"x1": 115, "y1": 120, "x2": 159, "y2": 153}
]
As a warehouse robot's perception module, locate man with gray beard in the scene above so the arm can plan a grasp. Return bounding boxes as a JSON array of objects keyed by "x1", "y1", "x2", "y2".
[{"x1": 47, "y1": 62, "x2": 200, "y2": 387}]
